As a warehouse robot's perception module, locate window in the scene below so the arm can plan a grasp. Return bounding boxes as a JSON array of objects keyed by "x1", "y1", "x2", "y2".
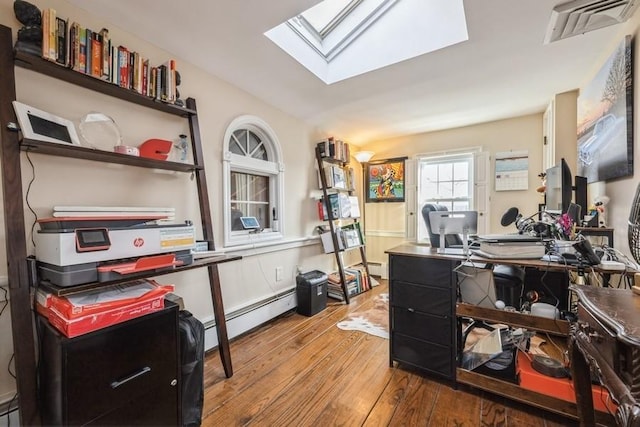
[
  {"x1": 416, "y1": 152, "x2": 474, "y2": 244},
  {"x1": 223, "y1": 116, "x2": 284, "y2": 247}
]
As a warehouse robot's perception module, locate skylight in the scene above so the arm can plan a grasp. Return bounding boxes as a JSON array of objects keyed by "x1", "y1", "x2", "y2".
[
  {"x1": 265, "y1": 0, "x2": 469, "y2": 84},
  {"x1": 299, "y1": 0, "x2": 361, "y2": 40}
]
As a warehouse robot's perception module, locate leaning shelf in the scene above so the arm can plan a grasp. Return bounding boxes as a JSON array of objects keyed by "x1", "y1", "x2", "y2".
[
  {"x1": 34, "y1": 255, "x2": 242, "y2": 297},
  {"x1": 14, "y1": 51, "x2": 196, "y2": 117},
  {"x1": 20, "y1": 139, "x2": 203, "y2": 172}
]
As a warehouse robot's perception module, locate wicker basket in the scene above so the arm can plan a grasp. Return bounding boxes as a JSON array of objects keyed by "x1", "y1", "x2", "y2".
[{"x1": 629, "y1": 183, "x2": 640, "y2": 264}]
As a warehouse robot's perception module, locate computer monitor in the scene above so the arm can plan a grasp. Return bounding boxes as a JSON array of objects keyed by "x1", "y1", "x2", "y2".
[
  {"x1": 545, "y1": 158, "x2": 587, "y2": 221},
  {"x1": 428, "y1": 210, "x2": 478, "y2": 255}
]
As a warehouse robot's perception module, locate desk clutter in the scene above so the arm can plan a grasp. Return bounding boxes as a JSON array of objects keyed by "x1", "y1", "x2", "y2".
[{"x1": 462, "y1": 324, "x2": 617, "y2": 414}]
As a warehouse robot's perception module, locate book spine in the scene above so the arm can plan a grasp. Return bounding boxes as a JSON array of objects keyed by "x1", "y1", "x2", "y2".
[
  {"x1": 41, "y1": 9, "x2": 49, "y2": 59},
  {"x1": 128, "y1": 51, "x2": 135, "y2": 90},
  {"x1": 85, "y1": 28, "x2": 92, "y2": 74},
  {"x1": 118, "y1": 46, "x2": 128, "y2": 88},
  {"x1": 99, "y1": 28, "x2": 110, "y2": 80},
  {"x1": 78, "y1": 27, "x2": 86, "y2": 73},
  {"x1": 55, "y1": 17, "x2": 66, "y2": 65},
  {"x1": 142, "y1": 59, "x2": 149, "y2": 96},
  {"x1": 91, "y1": 32, "x2": 101, "y2": 77},
  {"x1": 48, "y1": 9, "x2": 56, "y2": 61},
  {"x1": 110, "y1": 44, "x2": 118, "y2": 85}
]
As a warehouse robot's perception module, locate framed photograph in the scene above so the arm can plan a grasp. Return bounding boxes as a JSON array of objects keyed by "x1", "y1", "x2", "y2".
[
  {"x1": 365, "y1": 157, "x2": 407, "y2": 203},
  {"x1": 577, "y1": 35, "x2": 633, "y2": 183},
  {"x1": 12, "y1": 101, "x2": 81, "y2": 146}
]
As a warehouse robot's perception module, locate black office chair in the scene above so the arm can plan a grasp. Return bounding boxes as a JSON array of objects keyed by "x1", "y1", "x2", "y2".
[{"x1": 421, "y1": 203, "x2": 464, "y2": 248}]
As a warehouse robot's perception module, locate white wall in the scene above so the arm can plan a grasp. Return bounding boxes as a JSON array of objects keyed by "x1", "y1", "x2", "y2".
[{"x1": 0, "y1": 0, "x2": 337, "y2": 405}]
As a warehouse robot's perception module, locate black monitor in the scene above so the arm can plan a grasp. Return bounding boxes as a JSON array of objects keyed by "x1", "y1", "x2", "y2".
[{"x1": 545, "y1": 158, "x2": 588, "y2": 222}]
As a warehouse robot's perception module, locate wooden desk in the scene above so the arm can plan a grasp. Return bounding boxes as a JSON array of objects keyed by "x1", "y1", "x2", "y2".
[
  {"x1": 570, "y1": 286, "x2": 640, "y2": 426},
  {"x1": 385, "y1": 244, "x2": 615, "y2": 423}
]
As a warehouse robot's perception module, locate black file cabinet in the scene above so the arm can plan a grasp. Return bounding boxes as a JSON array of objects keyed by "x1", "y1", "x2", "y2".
[
  {"x1": 39, "y1": 302, "x2": 181, "y2": 426},
  {"x1": 388, "y1": 253, "x2": 457, "y2": 380}
]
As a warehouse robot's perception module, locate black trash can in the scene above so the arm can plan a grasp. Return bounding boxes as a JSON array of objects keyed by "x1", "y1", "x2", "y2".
[{"x1": 296, "y1": 270, "x2": 328, "y2": 316}]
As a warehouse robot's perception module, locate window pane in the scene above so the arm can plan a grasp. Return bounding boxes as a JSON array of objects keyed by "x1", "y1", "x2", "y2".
[
  {"x1": 453, "y1": 181, "x2": 468, "y2": 198},
  {"x1": 453, "y1": 161, "x2": 468, "y2": 180},
  {"x1": 230, "y1": 172, "x2": 271, "y2": 230},
  {"x1": 420, "y1": 182, "x2": 438, "y2": 200},
  {"x1": 438, "y1": 163, "x2": 453, "y2": 181},
  {"x1": 438, "y1": 181, "x2": 453, "y2": 198},
  {"x1": 231, "y1": 130, "x2": 247, "y2": 155},
  {"x1": 231, "y1": 172, "x2": 269, "y2": 203},
  {"x1": 453, "y1": 201, "x2": 469, "y2": 211}
]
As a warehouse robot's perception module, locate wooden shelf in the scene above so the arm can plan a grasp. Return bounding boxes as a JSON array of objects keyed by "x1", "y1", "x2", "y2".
[
  {"x1": 14, "y1": 51, "x2": 196, "y2": 117},
  {"x1": 20, "y1": 139, "x2": 203, "y2": 172},
  {"x1": 456, "y1": 368, "x2": 613, "y2": 424},
  {"x1": 456, "y1": 303, "x2": 569, "y2": 336},
  {"x1": 37, "y1": 255, "x2": 242, "y2": 297}
]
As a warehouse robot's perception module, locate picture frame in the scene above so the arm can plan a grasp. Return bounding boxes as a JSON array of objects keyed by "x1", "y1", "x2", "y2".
[
  {"x1": 12, "y1": 101, "x2": 81, "y2": 146},
  {"x1": 577, "y1": 35, "x2": 634, "y2": 183},
  {"x1": 365, "y1": 157, "x2": 407, "y2": 203}
]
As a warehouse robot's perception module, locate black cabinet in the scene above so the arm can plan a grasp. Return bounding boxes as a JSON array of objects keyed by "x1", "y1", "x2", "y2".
[
  {"x1": 388, "y1": 253, "x2": 457, "y2": 380},
  {"x1": 39, "y1": 302, "x2": 180, "y2": 426}
]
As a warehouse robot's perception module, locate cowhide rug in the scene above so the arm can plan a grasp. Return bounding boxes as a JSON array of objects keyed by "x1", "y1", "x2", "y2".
[{"x1": 336, "y1": 293, "x2": 389, "y2": 339}]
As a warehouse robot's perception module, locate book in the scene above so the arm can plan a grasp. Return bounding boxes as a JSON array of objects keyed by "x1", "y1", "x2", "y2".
[
  {"x1": 79, "y1": 27, "x2": 87, "y2": 73},
  {"x1": 91, "y1": 32, "x2": 102, "y2": 77},
  {"x1": 55, "y1": 17, "x2": 67, "y2": 65},
  {"x1": 99, "y1": 28, "x2": 110, "y2": 80}
]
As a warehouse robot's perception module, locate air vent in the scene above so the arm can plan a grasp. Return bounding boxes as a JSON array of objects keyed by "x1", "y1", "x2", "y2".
[{"x1": 544, "y1": 0, "x2": 639, "y2": 43}]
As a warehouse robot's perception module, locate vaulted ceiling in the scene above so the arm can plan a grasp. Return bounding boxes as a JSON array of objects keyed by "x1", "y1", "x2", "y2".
[{"x1": 67, "y1": 0, "x2": 631, "y2": 145}]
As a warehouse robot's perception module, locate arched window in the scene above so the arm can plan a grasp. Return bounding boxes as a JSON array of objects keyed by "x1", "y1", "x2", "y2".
[{"x1": 222, "y1": 116, "x2": 284, "y2": 247}]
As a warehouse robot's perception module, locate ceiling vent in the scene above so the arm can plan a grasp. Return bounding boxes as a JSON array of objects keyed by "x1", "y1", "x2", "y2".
[{"x1": 544, "y1": 0, "x2": 639, "y2": 43}]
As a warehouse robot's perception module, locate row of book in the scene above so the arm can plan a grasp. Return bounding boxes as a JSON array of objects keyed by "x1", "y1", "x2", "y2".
[
  {"x1": 317, "y1": 194, "x2": 361, "y2": 221},
  {"x1": 317, "y1": 137, "x2": 351, "y2": 163},
  {"x1": 319, "y1": 164, "x2": 356, "y2": 191},
  {"x1": 40, "y1": 8, "x2": 179, "y2": 103},
  {"x1": 327, "y1": 265, "x2": 371, "y2": 301},
  {"x1": 320, "y1": 222, "x2": 364, "y2": 254}
]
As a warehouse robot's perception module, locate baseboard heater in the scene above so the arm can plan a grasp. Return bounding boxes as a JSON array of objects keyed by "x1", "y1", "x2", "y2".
[
  {"x1": 202, "y1": 289, "x2": 296, "y2": 351},
  {"x1": 367, "y1": 261, "x2": 388, "y2": 279}
]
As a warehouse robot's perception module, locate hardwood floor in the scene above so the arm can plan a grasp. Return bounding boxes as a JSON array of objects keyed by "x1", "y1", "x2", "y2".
[{"x1": 201, "y1": 280, "x2": 577, "y2": 426}]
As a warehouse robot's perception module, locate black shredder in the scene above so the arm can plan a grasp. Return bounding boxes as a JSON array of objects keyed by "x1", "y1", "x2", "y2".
[{"x1": 296, "y1": 270, "x2": 328, "y2": 316}]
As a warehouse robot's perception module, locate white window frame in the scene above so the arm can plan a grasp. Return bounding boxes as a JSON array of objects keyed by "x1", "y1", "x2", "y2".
[
  {"x1": 222, "y1": 115, "x2": 285, "y2": 247},
  {"x1": 415, "y1": 148, "x2": 484, "y2": 244}
]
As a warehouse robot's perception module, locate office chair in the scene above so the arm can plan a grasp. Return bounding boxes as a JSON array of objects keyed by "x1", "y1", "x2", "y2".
[{"x1": 421, "y1": 203, "x2": 465, "y2": 248}]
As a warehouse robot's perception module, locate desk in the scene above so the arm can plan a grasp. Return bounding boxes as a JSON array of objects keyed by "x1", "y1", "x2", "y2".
[
  {"x1": 385, "y1": 244, "x2": 615, "y2": 423},
  {"x1": 570, "y1": 286, "x2": 640, "y2": 426}
]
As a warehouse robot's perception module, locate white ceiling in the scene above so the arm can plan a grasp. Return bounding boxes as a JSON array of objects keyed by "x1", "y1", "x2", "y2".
[{"x1": 66, "y1": 0, "x2": 629, "y2": 145}]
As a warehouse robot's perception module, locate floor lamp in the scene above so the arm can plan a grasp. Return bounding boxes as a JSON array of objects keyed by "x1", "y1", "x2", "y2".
[{"x1": 353, "y1": 151, "x2": 375, "y2": 240}]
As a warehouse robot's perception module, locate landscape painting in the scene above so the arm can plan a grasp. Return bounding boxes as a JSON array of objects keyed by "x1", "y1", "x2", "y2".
[{"x1": 577, "y1": 35, "x2": 634, "y2": 183}]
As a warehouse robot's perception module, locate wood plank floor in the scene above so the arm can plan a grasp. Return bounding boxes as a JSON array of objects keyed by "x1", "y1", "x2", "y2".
[{"x1": 202, "y1": 280, "x2": 578, "y2": 426}]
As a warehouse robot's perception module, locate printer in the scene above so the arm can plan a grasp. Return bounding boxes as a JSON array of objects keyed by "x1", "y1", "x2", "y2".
[{"x1": 35, "y1": 216, "x2": 196, "y2": 287}]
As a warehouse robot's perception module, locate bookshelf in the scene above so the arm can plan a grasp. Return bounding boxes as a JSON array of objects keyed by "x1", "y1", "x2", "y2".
[
  {"x1": 315, "y1": 144, "x2": 372, "y2": 303},
  {"x1": 0, "y1": 23, "x2": 238, "y2": 424}
]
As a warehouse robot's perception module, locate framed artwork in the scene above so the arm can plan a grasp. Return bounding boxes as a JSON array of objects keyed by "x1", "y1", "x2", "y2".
[
  {"x1": 365, "y1": 157, "x2": 407, "y2": 203},
  {"x1": 577, "y1": 35, "x2": 634, "y2": 183}
]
